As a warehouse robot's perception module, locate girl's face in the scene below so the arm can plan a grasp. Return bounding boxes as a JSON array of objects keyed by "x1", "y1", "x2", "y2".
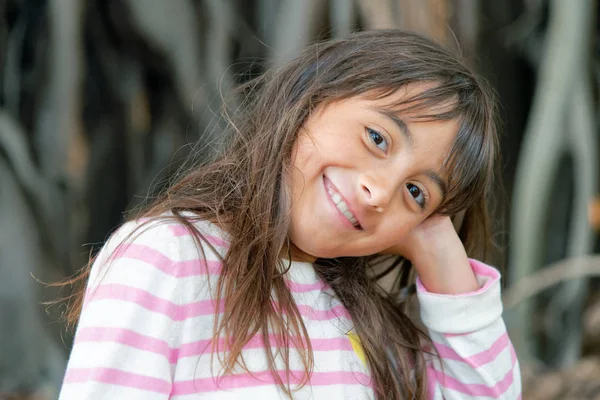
[{"x1": 289, "y1": 87, "x2": 459, "y2": 260}]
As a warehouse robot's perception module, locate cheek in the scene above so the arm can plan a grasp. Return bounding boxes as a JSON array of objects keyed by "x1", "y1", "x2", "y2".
[
  {"x1": 292, "y1": 134, "x2": 321, "y2": 172},
  {"x1": 290, "y1": 144, "x2": 319, "y2": 201}
]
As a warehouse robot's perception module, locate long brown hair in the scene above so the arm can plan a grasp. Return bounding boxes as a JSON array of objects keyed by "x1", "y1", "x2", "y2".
[{"x1": 58, "y1": 30, "x2": 498, "y2": 399}]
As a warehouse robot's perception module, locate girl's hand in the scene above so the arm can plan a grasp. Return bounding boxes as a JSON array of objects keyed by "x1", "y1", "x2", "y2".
[{"x1": 383, "y1": 215, "x2": 480, "y2": 294}]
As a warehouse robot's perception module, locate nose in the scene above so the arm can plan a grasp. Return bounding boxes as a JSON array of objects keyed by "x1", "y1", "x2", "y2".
[{"x1": 358, "y1": 172, "x2": 395, "y2": 212}]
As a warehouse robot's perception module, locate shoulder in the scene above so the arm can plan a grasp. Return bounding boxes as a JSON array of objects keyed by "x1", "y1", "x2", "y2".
[
  {"x1": 103, "y1": 212, "x2": 229, "y2": 260},
  {"x1": 106, "y1": 212, "x2": 228, "y2": 250},
  {"x1": 86, "y1": 213, "x2": 229, "y2": 299},
  {"x1": 67, "y1": 214, "x2": 230, "y2": 382}
]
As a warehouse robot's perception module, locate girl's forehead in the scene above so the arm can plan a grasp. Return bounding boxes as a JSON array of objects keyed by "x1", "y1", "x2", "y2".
[
  {"x1": 330, "y1": 84, "x2": 459, "y2": 120},
  {"x1": 312, "y1": 90, "x2": 463, "y2": 144}
]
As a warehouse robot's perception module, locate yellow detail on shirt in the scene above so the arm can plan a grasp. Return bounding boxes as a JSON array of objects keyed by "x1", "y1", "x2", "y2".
[{"x1": 347, "y1": 331, "x2": 367, "y2": 366}]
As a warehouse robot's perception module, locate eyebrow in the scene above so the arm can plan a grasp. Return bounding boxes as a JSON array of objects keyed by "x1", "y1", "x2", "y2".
[
  {"x1": 371, "y1": 107, "x2": 448, "y2": 200},
  {"x1": 372, "y1": 108, "x2": 414, "y2": 147},
  {"x1": 424, "y1": 170, "x2": 448, "y2": 201}
]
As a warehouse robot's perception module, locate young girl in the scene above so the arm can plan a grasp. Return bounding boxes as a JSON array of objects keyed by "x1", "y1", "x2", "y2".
[{"x1": 58, "y1": 30, "x2": 521, "y2": 399}]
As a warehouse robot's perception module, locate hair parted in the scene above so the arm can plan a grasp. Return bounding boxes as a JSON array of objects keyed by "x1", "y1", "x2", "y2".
[{"x1": 58, "y1": 30, "x2": 499, "y2": 399}]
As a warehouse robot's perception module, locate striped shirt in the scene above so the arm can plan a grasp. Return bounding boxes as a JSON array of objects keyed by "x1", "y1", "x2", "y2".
[{"x1": 59, "y1": 218, "x2": 521, "y2": 399}]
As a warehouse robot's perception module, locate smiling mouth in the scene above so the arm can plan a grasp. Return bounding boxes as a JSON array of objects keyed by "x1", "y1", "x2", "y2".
[{"x1": 324, "y1": 178, "x2": 362, "y2": 229}]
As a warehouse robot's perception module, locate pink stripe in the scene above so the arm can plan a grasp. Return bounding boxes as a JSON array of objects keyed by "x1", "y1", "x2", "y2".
[
  {"x1": 75, "y1": 327, "x2": 174, "y2": 362},
  {"x1": 108, "y1": 244, "x2": 330, "y2": 296},
  {"x1": 469, "y1": 259, "x2": 500, "y2": 279},
  {"x1": 199, "y1": 335, "x2": 353, "y2": 356},
  {"x1": 86, "y1": 284, "x2": 352, "y2": 322},
  {"x1": 63, "y1": 367, "x2": 171, "y2": 394},
  {"x1": 295, "y1": 303, "x2": 351, "y2": 321},
  {"x1": 427, "y1": 366, "x2": 437, "y2": 399},
  {"x1": 75, "y1": 327, "x2": 354, "y2": 364},
  {"x1": 165, "y1": 226, "x2": 329, "y2": 294},
  {"x1": 171, "y1": 370, "x2": 372, "y2": 394},
  {"x1": 111, "y1": 243, "x2": 223, "y2": 277},
  {"x1": 286, "y1": 280, "x2": 329, "y2": 292},
  {"x1": 85, "y1": 284, "x2": 218, "y2": 321},
  {"x1": 167, "y1": 225, "x2": 229, "y2": 248},
  {"x1": 433, "y1": 332, "x2": 510, "y2": 368},
  {"x1": 444, "y1": 332, "x2": 472, "y2": 337},
  {"x1": 427, "y1": 345, "x2": 518, "y2": 397},
  {"x1": 177, "y1": 335, "x2": 354, "y2": 361}
]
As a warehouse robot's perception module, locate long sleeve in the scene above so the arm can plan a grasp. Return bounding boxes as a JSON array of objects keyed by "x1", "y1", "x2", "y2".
[
  {"x1": 58, "y1": 220, "x2": 217, "y2": 400},
  {"x1": 417, "y1": 259, "x2": 522, "y2": 399}
]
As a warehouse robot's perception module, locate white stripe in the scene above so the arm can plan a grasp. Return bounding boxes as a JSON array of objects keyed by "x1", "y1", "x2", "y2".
[
  {"x1": 430, "y1": 320, "x2": 508, "y2": 357},
  {"x1": 172, "y1": 347, "x2": 366, "y2": 380},
  {"x1": 429, "y1": 345, "x2": 514, "y2": 385},
  {"x1": 60, "y1": 383, "x2": 167, "y2": 400},
  {"x1": 168, "y1": 382, "x2": 374, "y2": 400},
  {"x1": 66, "y1": 342, "x2": 170, "y2": 379}
]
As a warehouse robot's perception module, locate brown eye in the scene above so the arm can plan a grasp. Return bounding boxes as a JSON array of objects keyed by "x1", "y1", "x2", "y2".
[
  {"x1": 367, "y1": 128, "x2": 388, "y2": 152},
  {"x1": 406, "y1": 183, "x2": 426, "y2": 209}
]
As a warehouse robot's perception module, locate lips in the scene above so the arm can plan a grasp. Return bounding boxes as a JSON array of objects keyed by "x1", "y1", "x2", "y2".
[{"x1": 323, "y1": 176, "x2": 362, "y2": 229}]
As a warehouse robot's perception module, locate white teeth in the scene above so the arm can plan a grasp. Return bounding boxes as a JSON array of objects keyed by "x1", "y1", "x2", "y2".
[{"x1": 326, "y1": 184, "x2": 359, "y2": 227}]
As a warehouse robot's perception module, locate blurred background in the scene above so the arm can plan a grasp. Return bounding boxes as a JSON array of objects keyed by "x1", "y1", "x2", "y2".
[{"x1": 0, "y1": 0, "x2": 599, "y2": 399}]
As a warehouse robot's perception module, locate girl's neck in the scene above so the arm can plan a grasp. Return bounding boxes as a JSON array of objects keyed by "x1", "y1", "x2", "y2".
[{"x1": 284, "y1": 242, "x2": 317, "y2": 264}]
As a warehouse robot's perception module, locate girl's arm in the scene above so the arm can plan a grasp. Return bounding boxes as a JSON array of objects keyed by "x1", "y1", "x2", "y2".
[
  {"x1": 387, "y1": 216, "x2": 522, "y2": 399},
  {"x1": 58, "y1": 220, "x2": 197, "y2": 399},
  {"x1": 417, "y1": 259, "x2": 522, "y2": 399}
]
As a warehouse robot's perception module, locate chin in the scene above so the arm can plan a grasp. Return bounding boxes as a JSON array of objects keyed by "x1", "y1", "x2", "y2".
[
  {"x1": 291, "y1": 240, "x2": 335, "y2": 260},
  {"x1": 295, "y1": 242, "x2": 369, "y2": 260}
]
